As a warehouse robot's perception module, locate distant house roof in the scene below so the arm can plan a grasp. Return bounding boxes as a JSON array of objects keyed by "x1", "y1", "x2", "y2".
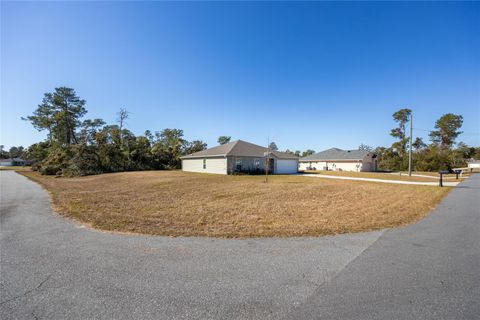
[
  {"x1": 181, "y1": 140, "x2": 299, "y2": 160},
  {"x1": 300, "y1": 148, "x2": 374, "y2": 161}
]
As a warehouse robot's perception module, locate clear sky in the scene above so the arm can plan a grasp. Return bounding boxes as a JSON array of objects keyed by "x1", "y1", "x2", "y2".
[{"x1": 1, "y1": 1, "x2": 479, "y2": 151}]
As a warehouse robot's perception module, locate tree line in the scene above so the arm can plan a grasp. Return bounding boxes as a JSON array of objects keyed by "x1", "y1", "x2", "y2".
[
  {"x1": 374, "y1": 109, "x2": 479, "y2": 172},
  {"x1": 20, "y1": 87, "x2": 208, "y2": 176},
  {"x1": 0, "y1": 145, "x2": 25, "y2": 159},
  {"x1": 11, "y1": 87, "x2": 480, "y2": 176}
]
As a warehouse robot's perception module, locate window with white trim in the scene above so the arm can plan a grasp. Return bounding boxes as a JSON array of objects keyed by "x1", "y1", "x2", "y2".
[{"x1": 236, "y1": 158, "x2": 242, "y2": 170}]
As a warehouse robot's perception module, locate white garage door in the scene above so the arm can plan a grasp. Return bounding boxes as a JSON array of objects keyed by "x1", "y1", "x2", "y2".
[{"x1": 275, "y1": 159, "x2": 298, "y2": 174}]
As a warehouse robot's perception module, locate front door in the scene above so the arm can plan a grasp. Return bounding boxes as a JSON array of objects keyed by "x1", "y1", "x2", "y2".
[{"x1": 267, "y1": 158, "x2": 274, "y2": 173}]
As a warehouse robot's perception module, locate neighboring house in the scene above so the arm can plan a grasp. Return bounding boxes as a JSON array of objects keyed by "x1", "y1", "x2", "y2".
[
  {"x1": 0, "y1": 158, "x2": 28, "y2": 166},
  {"x1": 299, "y1": 148, "x2": 377, "y2": 172},
  {"x1": 181, "y1": 140, "x2": 299, "y2": 175},
  {"x1": 467, "y1": 159, "x2": 480, "y2": 169}
]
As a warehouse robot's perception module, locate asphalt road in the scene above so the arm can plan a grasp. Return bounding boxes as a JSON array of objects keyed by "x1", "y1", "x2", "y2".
[
  {"x1": 285, "y1": 173, "x2": 480, "y2": 320},
  {"x1": 1, "y1": 171, "x2": 479, "y2": 319}
]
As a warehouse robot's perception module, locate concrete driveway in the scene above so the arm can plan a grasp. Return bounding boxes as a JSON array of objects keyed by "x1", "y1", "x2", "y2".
[
  {"x1": 1, "y1": 171, "x2": 479, "y2": 319},
  {"x1": 298, "y1": 173, "x2": 460, "y2": 186}
]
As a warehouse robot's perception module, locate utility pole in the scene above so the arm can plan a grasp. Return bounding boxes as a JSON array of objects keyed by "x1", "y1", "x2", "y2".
[
  {"x1": 265, "y1": 137, "x2": 270, "y2": 183},
  {"x1": 408, "y1": 111, "x2": 413, "y2": 177}
]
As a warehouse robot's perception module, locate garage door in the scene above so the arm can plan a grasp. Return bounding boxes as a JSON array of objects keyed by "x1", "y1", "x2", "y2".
[{"x1": 275, "y1": 159, "x2": 298, "y2": 174}]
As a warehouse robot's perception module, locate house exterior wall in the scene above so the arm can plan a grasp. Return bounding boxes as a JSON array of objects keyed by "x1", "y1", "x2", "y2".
[
  {"x1": 300, "y1": 160, "x2": 364, "y2": 172},
  {"x1": 183, "y1": 156, "x2": 298, "y2": 175},
  {"x1": 181, "y1": 157, "x2": 227, "y2": 175},
  {"x1": 328, "y1": 161, "x2": 364, "y2": 172},
  {"x1": 360, "y1": 154, "x2": 377, "y2": 172},
  {"x1": 0, "y1": 159, "x2": 28, "y2": 166},
  {"x1": 468, "y1": 163, "x2": 480, "y2": 168},
  {"x1": 299, "y1": 161, "x2": 328, "y2": 171},
  {"x1": 299, "y1": 154, "x2": 378, "y2": 172},
  {"x1": 226, "y1": 156, "x2": 266, "y2": 174}
]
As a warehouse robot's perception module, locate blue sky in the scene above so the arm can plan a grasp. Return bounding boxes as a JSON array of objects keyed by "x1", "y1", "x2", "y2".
[{"x1": 1, "y1": 1, "x2": 479, "y2": 151}]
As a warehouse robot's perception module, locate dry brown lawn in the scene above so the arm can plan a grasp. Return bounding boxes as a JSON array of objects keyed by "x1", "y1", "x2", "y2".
[
  {"x1": 20, "y1": 170, "x2": 451, "y2": 238},
  {"x1": 0, "y1": 166, "x2": 32, "y2": 171}
]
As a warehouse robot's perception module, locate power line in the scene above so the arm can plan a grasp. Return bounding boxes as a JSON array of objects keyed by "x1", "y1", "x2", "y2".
[
  {"x1": 413, "y1": 128, "x2": 479, "y2": 136},
  {"x1": 412, "y1": 128, "x2": 430, "y2": 132}
]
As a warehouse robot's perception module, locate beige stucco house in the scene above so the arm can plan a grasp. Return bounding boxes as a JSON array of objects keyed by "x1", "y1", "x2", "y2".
[
  {"x1": 467, "y1": 159, "x2": 480, "y2": 169},
  {"x1": 181, "y1": 140, "x2": 299, "y2": 175},
  {"x1": 299, "y1": 148, "x2": 377, "y2": 172}
]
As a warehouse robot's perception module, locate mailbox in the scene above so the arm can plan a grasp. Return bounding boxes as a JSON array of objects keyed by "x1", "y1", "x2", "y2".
[
  {"x1": 454, "y1": 169, "x2": 462, "y2": 179},
  {"x1": 438, "y1": 170, "x2": 449, "y2": 187}
]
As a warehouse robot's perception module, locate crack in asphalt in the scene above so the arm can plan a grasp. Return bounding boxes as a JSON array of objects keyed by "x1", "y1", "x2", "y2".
[{"x1": 0, "y1": 275, "x2": 51, "y2": 306}]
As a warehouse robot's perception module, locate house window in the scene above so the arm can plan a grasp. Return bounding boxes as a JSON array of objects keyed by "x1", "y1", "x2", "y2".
[
  {"x1": 203, "y1": 159, "x2": 206, "y2": 169},
  {"x1": 254, "y1": 159, "x2": 260, "y2": 168},
  {"x1": 236, "y1": 158, "x2": 242, "y2": 171}
]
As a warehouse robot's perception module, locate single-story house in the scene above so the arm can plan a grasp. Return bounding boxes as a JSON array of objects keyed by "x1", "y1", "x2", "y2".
[
  {"x1": 299, "y1": 148, "x2": 377, "y2": 172},
  {"x1": 0, "y1": 158, "x2": 28, "y2": 166},
  {"x1": 467, "y1": 159, "x2": 480, "y2": 169},
  {"x1": 181, "y1": 140, "x2": 299, "y2": 175}
]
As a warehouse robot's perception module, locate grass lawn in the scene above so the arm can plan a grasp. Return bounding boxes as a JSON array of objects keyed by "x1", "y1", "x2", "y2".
[
  {"x1": 302, "y1": 170, "x2": 466, "y2": 182},
  {"x1": 20, "y1": 170, "x2": 451, "y2": 238},
  {"x1": 0, "y1": 166, "x2": 32, "y2": 171}
]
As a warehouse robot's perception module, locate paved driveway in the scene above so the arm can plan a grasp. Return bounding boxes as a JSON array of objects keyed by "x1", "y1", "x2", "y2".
[
  {"x1": 1, "y1": 171, "x2": 479, "y2": 319},
  {"x1": 298, "y1": 173, "x2": 460, "y2": 186},
  {"x1": 285, "y1": 174, "x2": 480, "y2": 320}
]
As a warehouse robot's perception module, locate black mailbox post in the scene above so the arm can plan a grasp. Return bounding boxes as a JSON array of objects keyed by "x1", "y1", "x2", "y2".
[{"x1": 438, "y1": 170, "x2": 449, "y2": 187}]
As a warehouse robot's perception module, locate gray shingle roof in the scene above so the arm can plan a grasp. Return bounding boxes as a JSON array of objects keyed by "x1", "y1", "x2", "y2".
[
  {"x1": 181, "y1": 140, "x2": 298, "y2": 160},
  {"x1": 300, "y1": 148, "x2": 372, "y2": 161}
]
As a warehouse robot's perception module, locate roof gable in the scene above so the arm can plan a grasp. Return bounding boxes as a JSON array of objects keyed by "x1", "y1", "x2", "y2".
[{"x1": 227, "y1": 140, "x2": 270, "y2": 157}]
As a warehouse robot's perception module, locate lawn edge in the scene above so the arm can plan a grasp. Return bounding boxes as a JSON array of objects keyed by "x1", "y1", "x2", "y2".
[{"x1": 15, "y1": 170, "x2": 454, "y2": 239}]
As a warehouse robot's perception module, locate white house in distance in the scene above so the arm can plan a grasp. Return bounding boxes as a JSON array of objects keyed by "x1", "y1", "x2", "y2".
[
  {"x1": 0, "y1": 158, "x2": 28, "y2": 166},
  {"x1": 467, "y1": 159, "x2": 480, "y2": 169},
  {"x1": 181, "y1": 140, "x2": 299, "y2": 175},
  {"x1": 299, "y1": 148, "x2": 378, "y2": 172}
]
